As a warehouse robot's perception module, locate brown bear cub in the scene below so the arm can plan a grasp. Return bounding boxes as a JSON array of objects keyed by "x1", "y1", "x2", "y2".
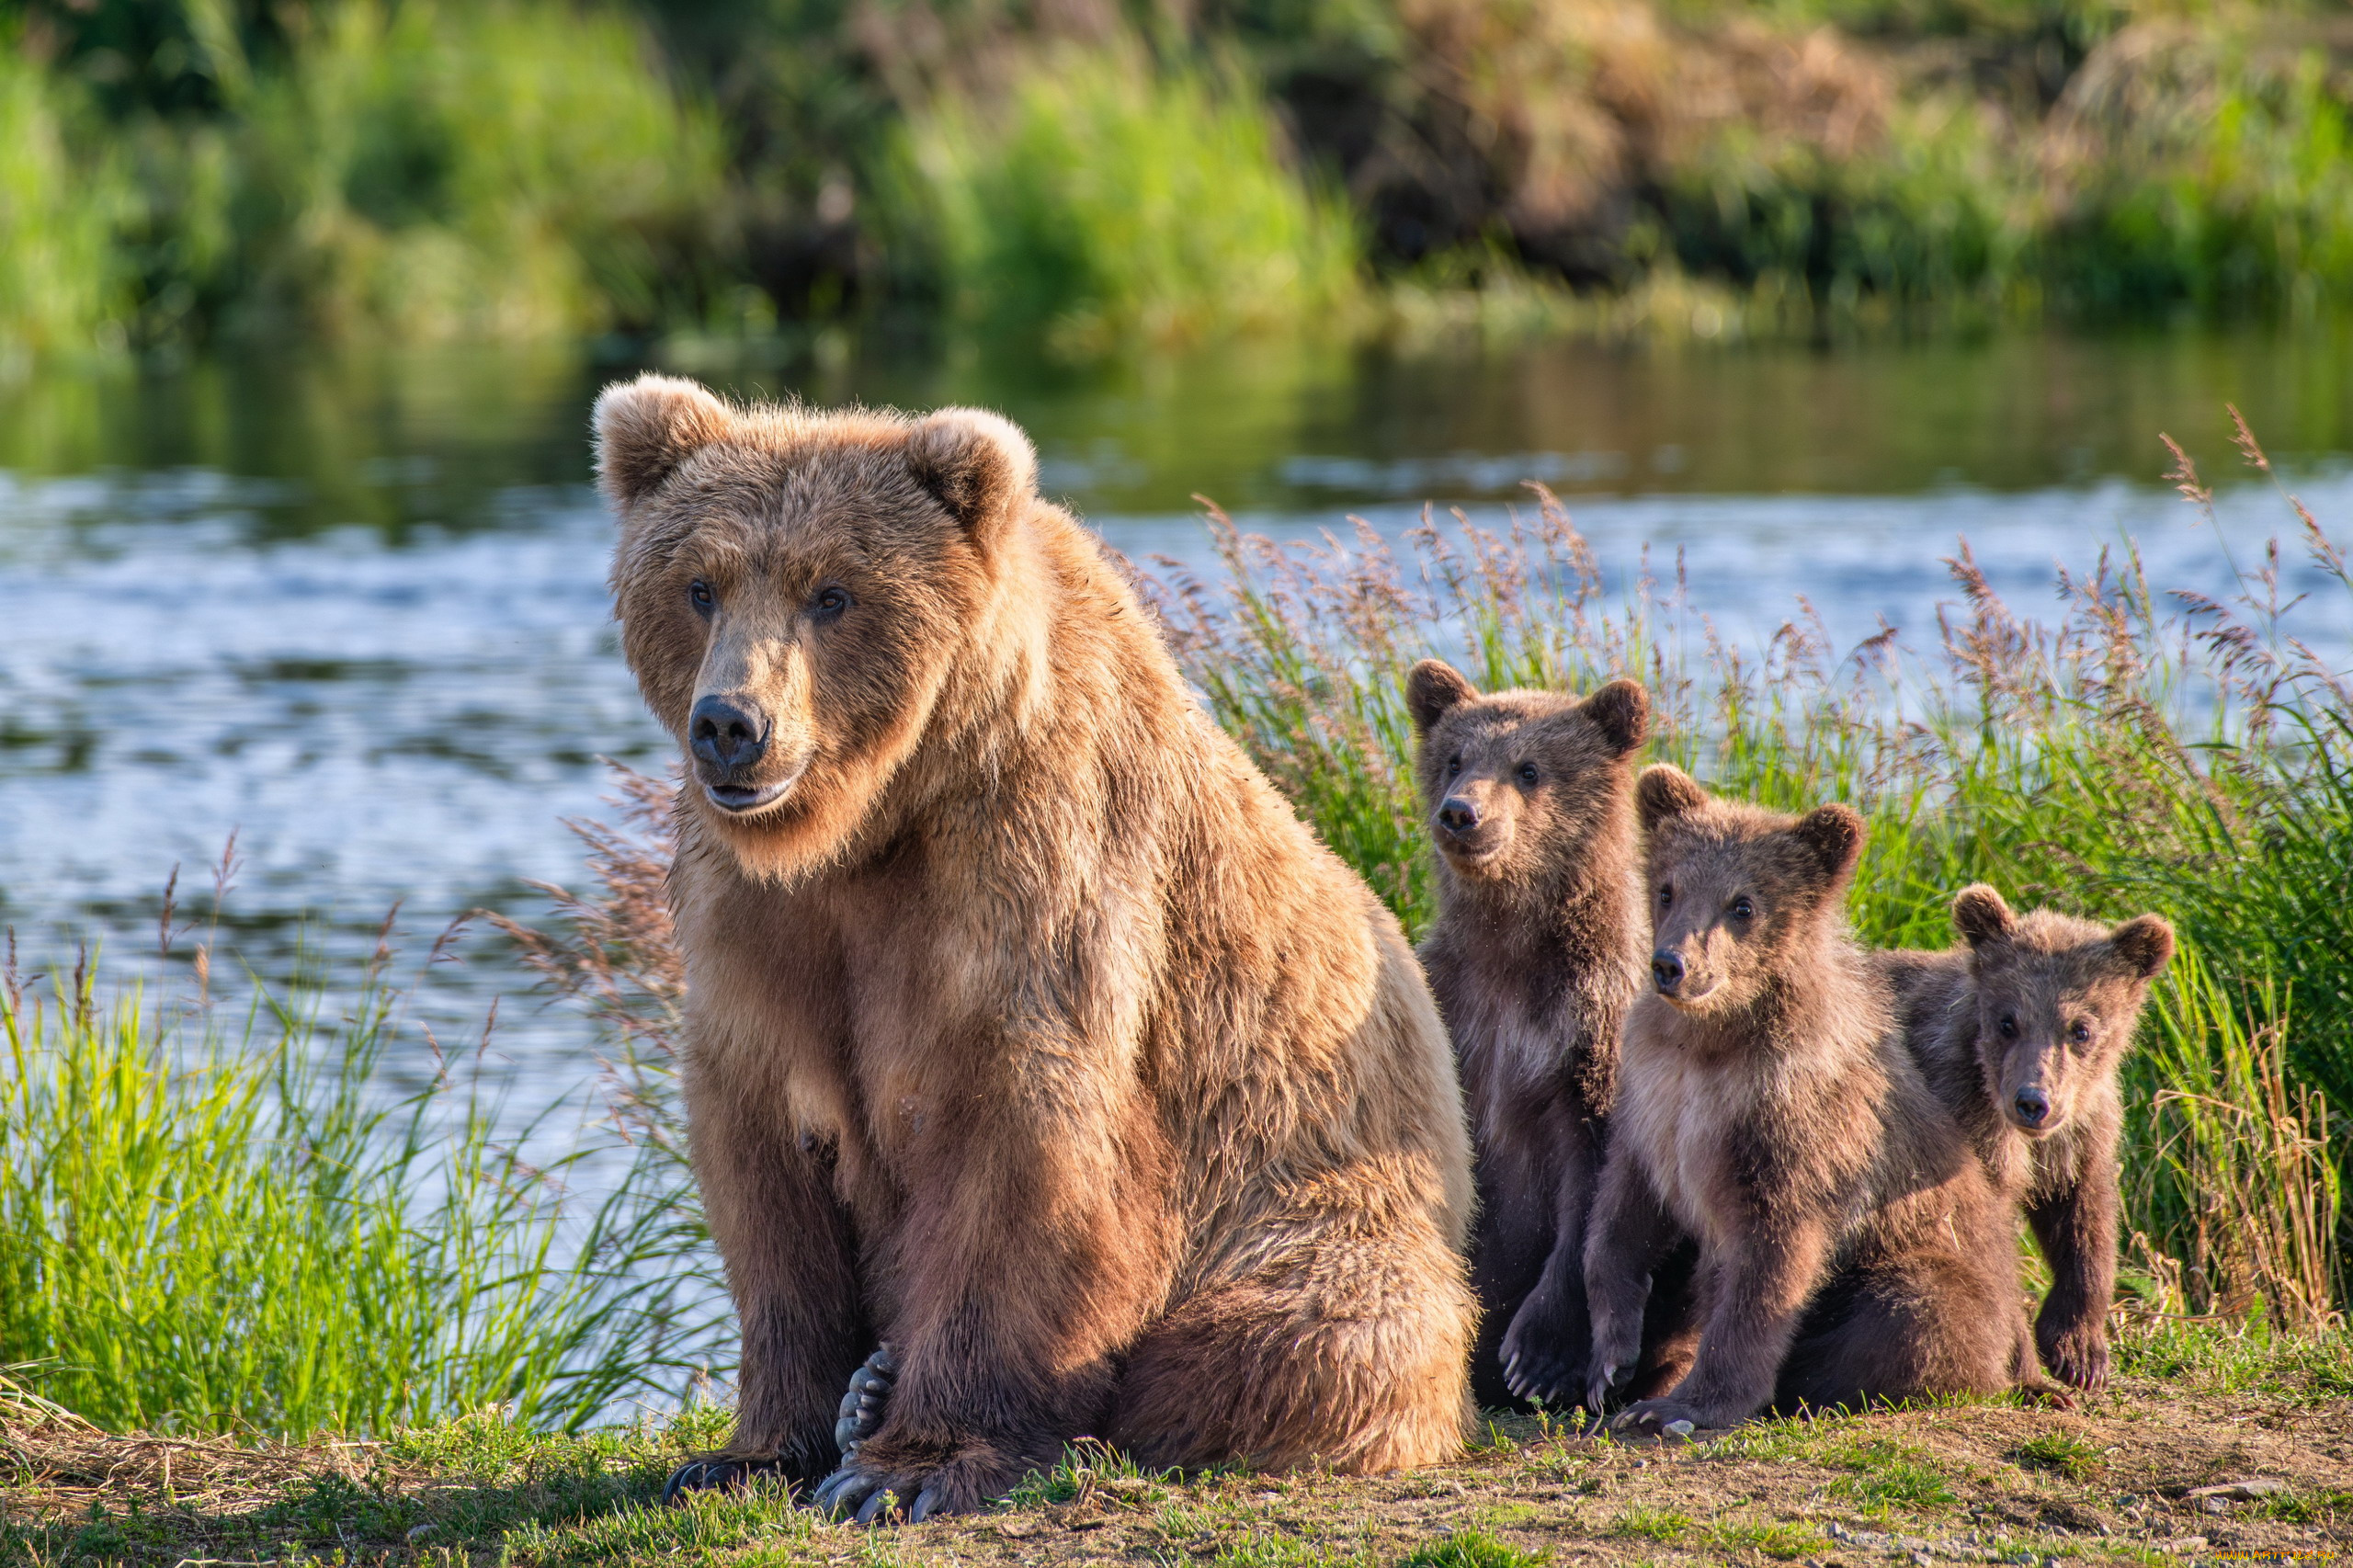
[
  {"x1": 1583, "y1": 767, "x2": 2034, "y2": 1431},
  {"x1": 1405, "y1": 660, "x2": 1652, "y2": 1411},
  {"x1": 595, "y1": 376, "x2": 1476, "y2": 1522},
  {"x1": 1884, "y1": 887, "x2": 2175, "y2": 1391}
]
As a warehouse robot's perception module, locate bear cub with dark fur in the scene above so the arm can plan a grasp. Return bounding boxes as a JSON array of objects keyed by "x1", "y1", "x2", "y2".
[
  {"x1": 1584, "y1": 767, "x2": 2034, "y2": 1431},
  {"x1": 1406, "y1": 660, "x2": 1652, "y2": 1410},
  {"x1": 1882, "y1": 887, "x2": 2174, "y2": 1391}
]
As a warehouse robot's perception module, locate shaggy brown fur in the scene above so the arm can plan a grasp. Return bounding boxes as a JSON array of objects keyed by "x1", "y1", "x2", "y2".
[
  {"x1": 1881, "y1": 886, "x2": 2175, "y2": 1392},
  {"x1": 1405, "y1": 660, "x2": 1650, "y2": 1411},
  {"x1": 1583, "y1": 767, "x2": 2032, "y2": 1432},
  {"x1": 595, "y1": 375, "x2": 1475, "y2": 1520}
]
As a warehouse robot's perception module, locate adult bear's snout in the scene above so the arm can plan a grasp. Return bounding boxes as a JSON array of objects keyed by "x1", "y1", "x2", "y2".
[{"x1": 690, "y1": 693, "x2": 770, "y2": 773}]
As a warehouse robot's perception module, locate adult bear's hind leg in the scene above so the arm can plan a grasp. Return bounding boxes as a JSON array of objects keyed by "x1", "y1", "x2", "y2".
[{"x1": 1107, "y1": 1203, "x2": 1475, "y2": 1474}]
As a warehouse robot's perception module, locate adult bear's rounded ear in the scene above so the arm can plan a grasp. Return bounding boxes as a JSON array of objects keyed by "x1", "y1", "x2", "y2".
[
  {"x1": 593, "y1": 374, "x2": 733, "y2": 508},
  {"x1": 906, "y1": 407, "x2": 1036, "y2": 541},
  {"x1": 1406, "y1": 660, "x2": 1478, "y2": 734},
  {"x1": 1793, "y1": 802, "x2": 1866, "y2": 886},
  {"x1": 1951, "y1": 883, "x2": 2017, "y2": 950},
  {"x1": 2108, "y1": 913, "x2": 2176, "y2": 982},
  {"x1": 1634, "y1": 765, "x2": 1710, "y2": 830},
  {"x1": 1582, "y1": 678, "x2": 1650, "y2": 758}
]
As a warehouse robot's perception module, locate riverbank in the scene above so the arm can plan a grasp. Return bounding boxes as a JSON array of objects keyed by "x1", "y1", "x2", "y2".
[
  {"x1": 12, "y1": 2, "x2": 2353, "y2": 358},
  {"x1": 3, "y1": 1329, "x2": 2345, "y2": 1568}
]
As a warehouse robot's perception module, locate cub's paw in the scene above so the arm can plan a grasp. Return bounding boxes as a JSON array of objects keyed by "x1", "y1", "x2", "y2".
[
  {"x1": 2040, "y1": 1324, "x2": 2109, "y2": 1392},
  {"x1": 835, "y1": 1346, "x2": 898, "y2": 1459},
  {"x1": 1609, "y1": 1396, "x2": 1706, "y2": 1440},
  {"x1": 1583, "y1": 1337, "x2": 1641, "y2": 1422},
  {"x1": 813, "y1": 1449, "x2": 1013, "y2": 1526},
  {"x1": 1500, "y1": 1301, "x2": 1581, "y2": 1411},
  {"x1": 661, "y1": 1457, "x2": 791, "y2": 1506}
]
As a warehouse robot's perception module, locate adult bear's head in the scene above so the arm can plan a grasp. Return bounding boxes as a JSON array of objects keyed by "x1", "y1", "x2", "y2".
[{"x1": 595, "y1": 374, "x2": 1040, "y2": 881}]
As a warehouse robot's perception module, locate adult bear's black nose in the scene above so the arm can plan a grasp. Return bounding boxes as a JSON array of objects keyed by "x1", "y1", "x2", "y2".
[
  {"x1": 690, "y1": 694, "x2": 768, "y2": 772},
  {"x1": 1651, "y1": 949, "x2": 1684, "y2": 994},
  {"x1": 1438, "y1": 796, "x2": 1481, "y2": 833},
  {"x1": 2013, "y1": 1085, "x2": 2051, "y2": 1128}
]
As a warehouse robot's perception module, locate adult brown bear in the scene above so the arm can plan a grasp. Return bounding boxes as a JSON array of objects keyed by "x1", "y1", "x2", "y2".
[{"x1": 593, "y1": 375, "x2": 1476, "y2": 1520}]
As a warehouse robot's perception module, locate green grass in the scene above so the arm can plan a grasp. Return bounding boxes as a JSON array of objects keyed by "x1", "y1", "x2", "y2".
[
  {"x1": 1606, "y1": 1507, "x2": 1690, "y2": 1541},
  {"x1": 1823, "y1": 1439, "x2": 1959, "y2": 1511},
  {"x1": 0, "y1": 946, "x2": 717, "y2": 1435},
  {"x1": 1702, "y1": 1519, "x2": 1824, "y2": 1560},
  {"x1": 892, "y1": 46, "x2": 1359, "y2": 355},
  {"x1": 0, "y1": 37, "x2": 130, "y2": 361},
  {"x1": 1398, "y1": 1528, "x2": 1547, "y2": 1568},
  {"x1": 2011, "y1": 1432, "x2": 2105, "y2": 1482}
]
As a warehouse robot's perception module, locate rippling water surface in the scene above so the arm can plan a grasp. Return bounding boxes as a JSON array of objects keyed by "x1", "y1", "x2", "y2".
[{"x1": 2, "y1": 330, "x2": 2347, "y2": 1106}]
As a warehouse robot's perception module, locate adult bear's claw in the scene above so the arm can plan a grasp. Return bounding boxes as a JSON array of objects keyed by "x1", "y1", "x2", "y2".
[{"x1": 661, "y1": 1457, "x2": 786, "y2": 1506}]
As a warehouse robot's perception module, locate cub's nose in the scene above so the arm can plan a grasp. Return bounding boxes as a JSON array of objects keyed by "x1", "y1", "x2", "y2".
[
  {"x1": 2013, "y1": 1085, "x2": 2051, "y2": 1129},
  {"x1": 690, "y1": 694, "x2": 769, "y2": 772},
  {"x1": 1438, "y1": 796, "x2": 1481, "y2": 834},
  {"x1": 1651, "y1": 949, "x2": 1684, "y2": 994}
]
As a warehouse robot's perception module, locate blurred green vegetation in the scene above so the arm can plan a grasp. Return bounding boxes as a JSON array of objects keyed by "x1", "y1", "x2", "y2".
[{"x1": 10, "y1": 0, "x2": 2353, "y2": 353}]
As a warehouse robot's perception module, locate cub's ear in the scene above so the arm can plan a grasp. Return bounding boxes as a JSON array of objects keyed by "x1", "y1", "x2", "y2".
[
  {"x1": 2108, "y1": 913, "x2": 2176, "y2": 982},
  {"x1": 1793, "y1": 802, "x2": 1866, "y2": 886},
  {"x1": 1951, "y1": 883, "x2": 2018, "y2": 950},
  {"x1": 906, "y1": 407, "x2": 1036, "y2": 540},
  {"x1": 1634, "y1": 765, "x2": 1710, "y2": 830},
  {"x1": 1581, "y1": 678, "x2": 1650, "y2": 757},
  {"x1": 593, "y1": 374, "x2": 734, "y2": 508},
  {"x1": 1407, "y1": 660, "x2": 1478, "y2": 734}
]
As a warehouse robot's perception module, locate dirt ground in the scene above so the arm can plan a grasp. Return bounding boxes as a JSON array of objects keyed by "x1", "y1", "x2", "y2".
[{"x1": 3, "y1": 1368, "x2": 2347, "y2": 1568}]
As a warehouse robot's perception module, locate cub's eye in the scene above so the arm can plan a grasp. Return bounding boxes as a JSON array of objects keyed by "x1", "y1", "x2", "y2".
[
  {"x1": 1518, "y1": 762, "x2": 1540, "y2": 786},
  {"x1": 1998, "y1": 1015, "x2": 2018, "y2": 1039},
  {"x1": 688, "y1": 580, "x2": 715, "y2": 614},
  {"x1": 1659, "y1": 885, "x2": 1674, "y2": 909},
  {"x1": 2068, "y1": 1020, "x2": 2093, "y2": 1046},
  {"x1": 1446, "y1": 755, "x2": 1462, "y2": 778},
  {"x1": 812, "y1": 585, "x2": 851, "y2": 619},
  {"x1": 1730, "y1": 896, "x2": 1756, "y2": 920}
]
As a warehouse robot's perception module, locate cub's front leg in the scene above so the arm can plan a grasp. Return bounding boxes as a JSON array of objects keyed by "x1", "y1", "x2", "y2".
[
  {"x1": 1498, "y1": 1117, "x2": 1602, "y2": 1411},
  {"x1": 2027, "y1": 1159, "x2": 2120, "y2": 1391},
  {"x1": 1579, "y1": 1143, "x2": 1682, "y2": 1420},
  {"x1": 1612, "y1": 1221, "x2": 1830, "y2": 1435}
]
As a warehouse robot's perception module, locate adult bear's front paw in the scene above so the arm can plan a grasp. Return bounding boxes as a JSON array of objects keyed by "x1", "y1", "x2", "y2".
[
  {"x1": 661, "y1": 1456, "x2": 792, "y2": 1506},
  {"x1": 812, "y1": 1444, "x2": 1018, "y2": 1525}
]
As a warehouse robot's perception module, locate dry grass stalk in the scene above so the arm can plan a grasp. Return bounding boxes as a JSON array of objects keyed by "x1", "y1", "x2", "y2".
[{"x1": 2151, "y1": 1023, "x2": 2342, "y2": 1336}]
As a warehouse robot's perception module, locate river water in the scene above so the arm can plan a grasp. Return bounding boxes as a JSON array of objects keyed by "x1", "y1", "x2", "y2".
[{"x1": 1, "y1": 327, "x2": 2347, "y2": 1109}]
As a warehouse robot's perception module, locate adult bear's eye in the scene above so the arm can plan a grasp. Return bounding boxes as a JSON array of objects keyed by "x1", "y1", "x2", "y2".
[
  {"x1": 1446, "y1": 755, "x2": 1461, "y2": 778},
  {"x1": 688, "y1": 580, "x2": 715, "y2": 614},
  {"x1": 1999, "y1": 1015, "x2": 2018, "y2": 1039},
  {"x1": 1518, "y1": 762, "x2": 1540, "y2": 786},
  {"x1": 2068, "y1": 1020, "x2": 2093, "y2": 1045},
  {"x1": 1659, "y1": 884, "x2": 1673, "y2": 908},
  {"x1": 813, "y1": 585, "x2": 851, "y2": 619},
  {"x1": 1730, "y1": 896, "x2": 1755, "y2": 920}
]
